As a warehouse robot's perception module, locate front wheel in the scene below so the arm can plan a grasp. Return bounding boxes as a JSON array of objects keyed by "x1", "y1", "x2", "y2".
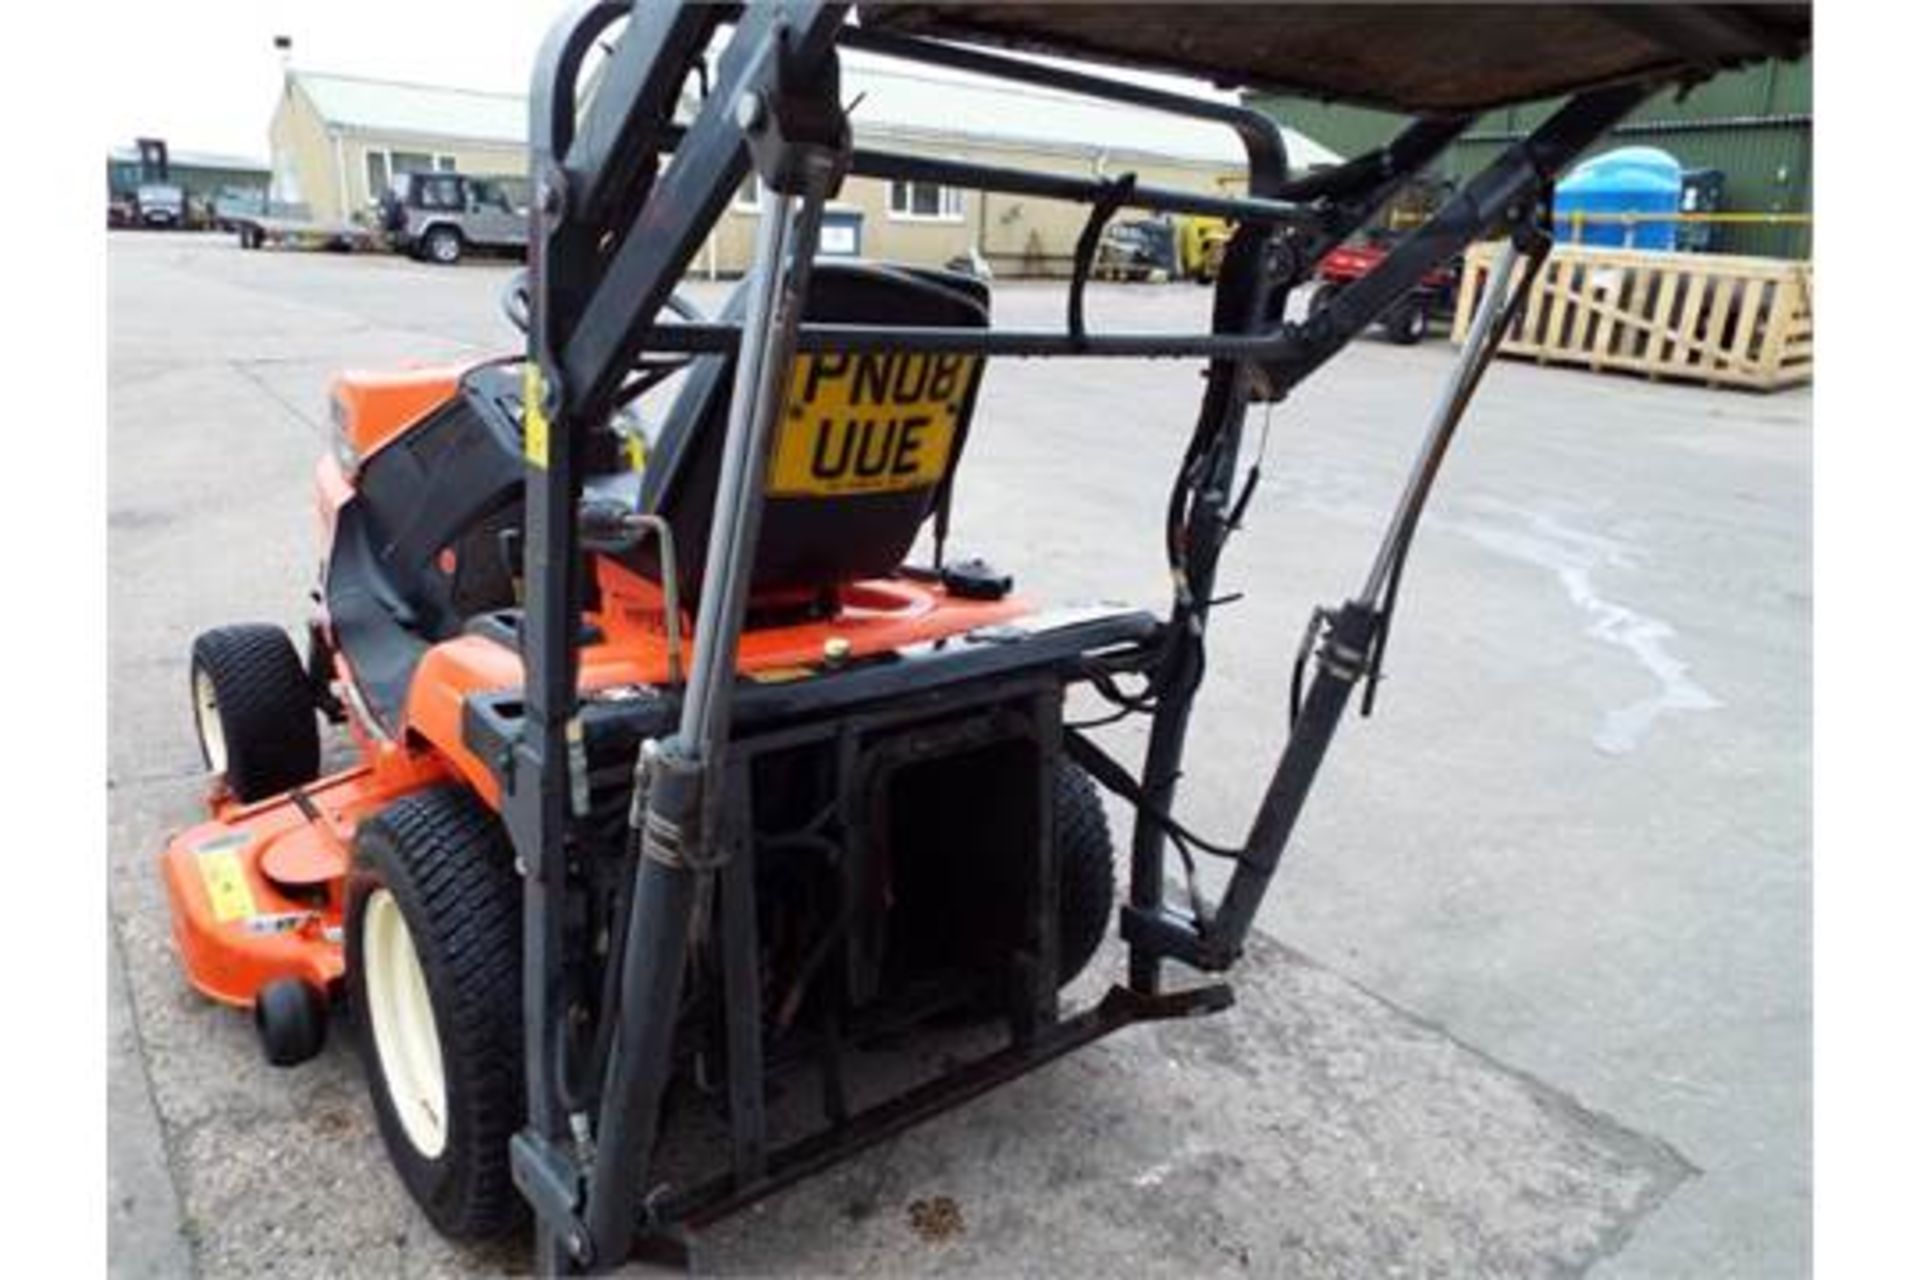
[
  {"x1": 1385, "y1": 301, "x2": 1431, "y2": 345},
  {"x1": 190, "y1": 625, "x2": 319, "y2": 803},
  {"x1": 347, "y1": 787, "x2": 524, "y2": 1240}
]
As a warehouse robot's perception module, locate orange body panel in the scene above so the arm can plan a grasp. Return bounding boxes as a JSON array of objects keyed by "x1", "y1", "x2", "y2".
[
  {"x1": 590, "y1": 557, "x2": 1029, "y2": 677},
  {"x1": 159, "y1": 765, "x2": 434, "y2": 1007},
  {"x1": 169, "y1": 368, "x2": 1036, "y2": 1010},
  {"x1": 314, "y1": 451, "x2": 354, "y2": 544},
  {"x1": 329, "y1": 365, "x2": 466, "y2": 461},
  {"x1": 399, "y1": 563, "x2": 1031, "y2": 804}
]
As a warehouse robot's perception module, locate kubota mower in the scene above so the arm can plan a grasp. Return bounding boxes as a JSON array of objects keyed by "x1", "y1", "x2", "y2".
[{"x1": 157, "y1": 3, "x2": 1807, "y2": 1272}]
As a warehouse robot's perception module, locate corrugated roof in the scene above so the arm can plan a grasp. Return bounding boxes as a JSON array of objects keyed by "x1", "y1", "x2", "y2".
[
  {"x1": 107, "y1": 145, "x2": 270, "y2": 173},
  {"x1": 293, "y1": 71, "x2": 526, "y2": 145},
  {"x1": 288, "y1": 53, "x2": 1338, "y2": 169}
]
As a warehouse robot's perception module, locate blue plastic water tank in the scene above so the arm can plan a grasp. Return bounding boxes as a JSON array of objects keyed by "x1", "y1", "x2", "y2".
[{"x1": 1553, "y1": 147, "x2": 1684, "y2": 250}]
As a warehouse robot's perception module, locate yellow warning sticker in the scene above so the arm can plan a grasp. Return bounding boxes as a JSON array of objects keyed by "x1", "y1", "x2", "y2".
[
  {"x1": 196, "y1": 838, "x2": 257, "y2": 924},
  {"x1": 768, "y1": 353, "x2": 979, "y2": 498},
  {"x1": 523, "y1": 364, "x2": 550, "y2": 470}
]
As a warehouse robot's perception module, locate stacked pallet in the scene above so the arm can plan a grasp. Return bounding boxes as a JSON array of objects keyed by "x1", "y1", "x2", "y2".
[{"x1": 1454, "y1": 241, "x2": 1812, "y2": 391}]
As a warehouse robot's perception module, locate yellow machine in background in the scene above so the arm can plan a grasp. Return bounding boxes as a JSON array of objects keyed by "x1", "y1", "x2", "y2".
[{"x1": 1176, "y1": 215, "x2": 1232, "y2": 282}]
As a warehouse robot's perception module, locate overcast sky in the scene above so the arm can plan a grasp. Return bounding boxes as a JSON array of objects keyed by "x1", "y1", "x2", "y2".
[
  {"x1": 103, "y1": 0, "x2": 1241, "y2": 163},
  {"x1": 106, "y1": 1, "x2": 561, "y2": 160}
]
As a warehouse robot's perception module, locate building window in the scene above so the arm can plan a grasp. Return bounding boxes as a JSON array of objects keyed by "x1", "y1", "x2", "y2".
[
  {"x1": 389, "y1": 150, "x2": 435, "y2": 177},
  {"x1": 888, "y1": 179, "x2": 964, "y2": 222},
  {"x1": 365, "y1": 152, "x2": 390, "y2": 201},
  {"x1": 435, "y1": 155, "x2": 458, "y2": 172},
  {"x1": 733, "y1": 173, "x2": 761, "y2": 212}
]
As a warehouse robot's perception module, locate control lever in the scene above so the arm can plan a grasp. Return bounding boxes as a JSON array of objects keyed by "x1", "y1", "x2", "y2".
[{"x1": 576, "y1": 502, "x2": 683, "y2": 687}]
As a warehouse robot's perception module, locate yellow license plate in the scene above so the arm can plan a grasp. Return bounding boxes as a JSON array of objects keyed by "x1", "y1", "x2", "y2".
[{"x1": 768, "y1": 353, "x2": 980, "y2": 498}]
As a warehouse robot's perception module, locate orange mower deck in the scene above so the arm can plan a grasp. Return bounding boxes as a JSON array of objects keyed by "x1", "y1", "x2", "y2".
[{"x1": 161, "y1": 765, "x2": 434, "y2": 1006}]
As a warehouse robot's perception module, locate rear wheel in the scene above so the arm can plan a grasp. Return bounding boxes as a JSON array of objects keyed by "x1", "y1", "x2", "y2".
[
  {"x1": 1055, "y1": 762, "x2": 1115, "y2": 987},
  {"x1": 347, "y1": 787, "x2": 524, "y2": 1241},
  {"x1": 190, "y1": 625, "x2": 320, "y2": 803},
  {"x1": 422, "y1": 225, "x2": 463, "y2": 265}
]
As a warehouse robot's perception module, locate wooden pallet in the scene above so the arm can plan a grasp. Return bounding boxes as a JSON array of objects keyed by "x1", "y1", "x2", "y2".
[{"x1": 1453, "y1": 242, "x2": 1812, "y2": 391}]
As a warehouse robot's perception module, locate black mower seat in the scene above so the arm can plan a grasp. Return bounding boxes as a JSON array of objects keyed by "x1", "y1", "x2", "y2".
[
  {"x1": 626, "y1": 261, "x2": 990, "y2": 607},
  {"x1": 328, "y1": 266, "x2": 990, "y2": 735}
]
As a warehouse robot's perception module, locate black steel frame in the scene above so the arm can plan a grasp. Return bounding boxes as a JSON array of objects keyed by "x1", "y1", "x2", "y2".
[{"x1": 501, "y1": 3, "x2": 1655, "y2": 1271}]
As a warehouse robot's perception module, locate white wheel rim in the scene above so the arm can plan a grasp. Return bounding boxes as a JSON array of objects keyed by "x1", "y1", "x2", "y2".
[
  {"x1": 433, "y1": 234, "x2": 457, "y2": 262},
  {"x1": 192, "y1": 668, "x2": 227, "y2": 775},
  {"x1": 363, "y1": 889, "x2": 449, "y2": 1158}
]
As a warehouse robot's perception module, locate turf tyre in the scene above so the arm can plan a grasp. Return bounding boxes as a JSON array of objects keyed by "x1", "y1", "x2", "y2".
[
  {"x1": 1055, "y1": 761, "x2": 1116, "y2": 987},
  {"x1": 347, "y1": 787, "x2": 524, "y2": 1241},
  {"x1": 190, "y1": 625, "x2": 320, "y2": 803},
  {"x1": 254, "y1": 979, "x2": 327, "y2": 1067}
]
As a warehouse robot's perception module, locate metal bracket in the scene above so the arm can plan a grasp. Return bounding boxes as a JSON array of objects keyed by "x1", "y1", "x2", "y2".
[
  {"x1": 740, "y1": 33, "x2": 851, "y2": 196},
  {"x1": 510, "y1": 1132, "x2": 594, "y2": 1267},
  {"x1": 1119, "y1": 902, "x2": 1218, "y2": 971},
  {"x1": 637, "y1": 739, "x2": 727, "y2": 872}
]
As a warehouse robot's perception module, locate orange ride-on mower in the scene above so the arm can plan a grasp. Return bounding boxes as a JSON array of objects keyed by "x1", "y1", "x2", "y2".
[{"x1": 156, "y1": 4, "x2": 1807, "y2": 1272}]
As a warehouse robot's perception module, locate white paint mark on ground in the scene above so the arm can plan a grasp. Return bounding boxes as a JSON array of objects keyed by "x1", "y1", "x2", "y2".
[
  {"x1": 1131, "y1": 1161, "x2": 1175, "y2": 1189},
  {"x1": 1451, "y1": 504, "x2": 1720, "y2": 754}
]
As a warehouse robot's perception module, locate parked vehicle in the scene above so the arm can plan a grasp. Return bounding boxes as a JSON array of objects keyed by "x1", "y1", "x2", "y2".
[
  {"x1": 1309, "y1": 176, "x2": 1462, "y2": 343},
  {"x1": 232, "y1": 199, "x2": 382, "y2": 253},
  {"x1": 379, "y1": 172, "x2": 529, "y2": 265},
  {"x1": 136, "y1": 183, "x2": 186, "y2": 229},
  {"x1": 1096, "y1": 216, "x2": 1178, "y2": 281},
  {"x1": 1310, "y1": 233, "x2": 1462, "y2": 344},
  {"x1": 212, "y1": 187, "x2": 270, "y2": 232}
]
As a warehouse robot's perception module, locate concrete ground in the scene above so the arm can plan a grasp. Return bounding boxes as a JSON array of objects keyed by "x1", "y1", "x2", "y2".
[{"x1": 107, "y1": 231, "x2": 1809, "y2": 1277}]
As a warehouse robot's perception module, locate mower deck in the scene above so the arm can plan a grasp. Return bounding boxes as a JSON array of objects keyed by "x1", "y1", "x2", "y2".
[{"x1": 160, "y1": 765, "x2": 424, "y2": 1007}]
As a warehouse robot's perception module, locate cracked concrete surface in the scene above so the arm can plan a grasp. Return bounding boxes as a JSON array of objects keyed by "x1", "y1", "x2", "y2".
[{"x1": 107, "y1": 233, "x2": 1807, "y2": 1276}]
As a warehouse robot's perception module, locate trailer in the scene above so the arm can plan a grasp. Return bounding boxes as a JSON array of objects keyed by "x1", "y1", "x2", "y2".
[{"x1": 232, "y1": 211, "x2": 384, "y2": 253}]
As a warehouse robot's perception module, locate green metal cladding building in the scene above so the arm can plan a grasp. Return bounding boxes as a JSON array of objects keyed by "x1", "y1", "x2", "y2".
[{"x1": 1252, "y1": 58, "x2": 1810, "y2": 259}]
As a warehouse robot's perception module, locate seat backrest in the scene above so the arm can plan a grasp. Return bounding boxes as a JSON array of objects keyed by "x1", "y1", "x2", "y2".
[{"x1": 631, "y1": 262, "x2": 990, "y2": 608}]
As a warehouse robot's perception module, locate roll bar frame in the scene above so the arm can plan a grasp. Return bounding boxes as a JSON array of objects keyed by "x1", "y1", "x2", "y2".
[{"x1": 500, "y1": 4, "x2": 1654, "y2": 1270}]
